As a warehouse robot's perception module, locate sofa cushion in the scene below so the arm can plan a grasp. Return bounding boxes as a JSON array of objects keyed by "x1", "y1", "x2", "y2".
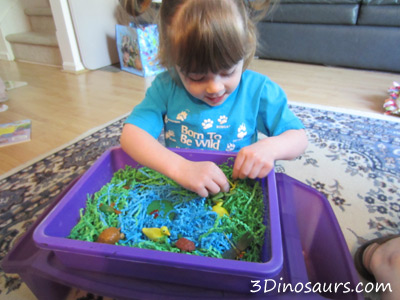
[
  {"x1": 358, "y1": 5, "x2": 400, "y2": 26},
  {"x1": 263, "y1": 4, "x2": 359, "y2": 25},
  {"x1": 255, "y1": 22, "x2": 400, "y2": 72},
  {"x1": 361, "y1": 0, "x2": 399, "y2": 4}
]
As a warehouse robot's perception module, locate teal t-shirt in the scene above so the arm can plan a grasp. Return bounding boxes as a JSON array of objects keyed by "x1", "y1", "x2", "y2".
[{"x1": 125, "y1": 70, "x2": 304, "y2": 152}]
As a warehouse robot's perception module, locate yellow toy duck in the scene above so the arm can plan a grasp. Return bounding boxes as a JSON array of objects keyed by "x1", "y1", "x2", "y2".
[
  {"x1": 212, "y1": 202, "x2": 229, "y2": 218},
  {"x1": 142, "y1": 226, "x2": 171, "y2": 242}
]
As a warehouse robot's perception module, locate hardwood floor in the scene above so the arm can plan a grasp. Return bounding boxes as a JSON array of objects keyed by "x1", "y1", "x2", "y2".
[{"x1": 0, "y1": 59, "x2": 398, "y2": 175}]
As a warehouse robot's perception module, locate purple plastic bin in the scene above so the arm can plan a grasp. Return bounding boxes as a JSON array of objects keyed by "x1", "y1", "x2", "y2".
[
  {"x1": 33, "y1": 147, "x2": 283, "y2": 293},
  {"x1": 277, "y1": 175, "x2": 363, "y2": 299},
  {"x1": 2, "y1": 172, "x2": 363, "y2": 299}
]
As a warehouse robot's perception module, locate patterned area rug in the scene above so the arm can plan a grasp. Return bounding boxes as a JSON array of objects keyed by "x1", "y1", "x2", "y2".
[{"x1": 0, "y1": 103, "x2": 399, "y2": 300}]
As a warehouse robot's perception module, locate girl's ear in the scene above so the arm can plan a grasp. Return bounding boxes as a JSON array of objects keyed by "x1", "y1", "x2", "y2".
[{"x1": 119, "y1": 0, "x2": 152, "y2": 17}]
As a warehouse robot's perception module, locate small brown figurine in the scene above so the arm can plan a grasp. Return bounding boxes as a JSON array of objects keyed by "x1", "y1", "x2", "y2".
[
  {"x1": 96, "y1": 227, "x2": 124, "y2": 244},
  {"x1": 175, "y1": 237, "x2": 196, "y2": 252}
]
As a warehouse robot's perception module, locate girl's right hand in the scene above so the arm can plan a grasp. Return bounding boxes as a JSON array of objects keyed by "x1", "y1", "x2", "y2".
[
  {"x1": 172, "y1": 160, "x2": 230, "y2": 198},
  {"x1": 121, "y1": 125, "x2": 230, "y2": 198}
]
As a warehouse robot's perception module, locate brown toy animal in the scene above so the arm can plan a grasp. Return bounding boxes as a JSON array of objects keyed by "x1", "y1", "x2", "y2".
[
  {"x1": 175, "y1": 237, "x2": 196, "y2": 252},
  {"x1": 96, "y1": 227, "x2": 124, "y2": 244}
]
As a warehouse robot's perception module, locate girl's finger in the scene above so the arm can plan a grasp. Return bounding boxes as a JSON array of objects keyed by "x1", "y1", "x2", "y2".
[
  {"x1": 248, "y1": 163, "x2": 263, "y2": 179},
  {"x1": 196, "y1": 186, "x2": 209, "y2": 198},
  {"x1": 237, "y1": 158, "x2": 254, "y2": 179},
  {"x1": 212, "y1": 167, "x2": 230, "y2": 192},
  {"x1": 232, "y1": 154, "x2": 245, "y2": 179},
  {"x1": 206, "y1": 180, "x2": 222, "y2": 196},
  {"x1": 258, "y1": 166, "x2": 272, "y2": 179}
]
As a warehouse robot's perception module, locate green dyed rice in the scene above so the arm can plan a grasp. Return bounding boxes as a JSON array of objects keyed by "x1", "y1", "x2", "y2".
[{"x1": 68, "y1": 160, "x2": 268, "y2": 262}]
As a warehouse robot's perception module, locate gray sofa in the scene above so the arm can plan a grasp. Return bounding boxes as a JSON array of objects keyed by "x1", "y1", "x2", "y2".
[{"x1": 256, "y1": 0, "x2": 400, "y2": 73}]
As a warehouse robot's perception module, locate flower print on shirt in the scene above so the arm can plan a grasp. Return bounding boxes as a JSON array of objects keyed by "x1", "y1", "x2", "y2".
[
  {"x1": 165, "y1": 130, "x2": 176, "y2": 142},
  {"x1": 177, "y1": 111, "x2": 188, "y2": 122}
]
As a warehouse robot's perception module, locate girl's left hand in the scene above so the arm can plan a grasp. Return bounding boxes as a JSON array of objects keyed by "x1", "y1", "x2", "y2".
[
  {"x1": 232, "y1": 142, "x2": 274, "y2": 180},
  {"x1": 231, "y1": 129, "x2": 308, "y2": 180}
]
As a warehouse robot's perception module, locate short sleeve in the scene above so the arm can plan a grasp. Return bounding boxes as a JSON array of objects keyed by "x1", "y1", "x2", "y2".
[
  {"x1": 257, "y1": 79, "x2": 304, "y2": 137},
  {"x1": 125, "y1": 72, "x2": 171, "y2": 139}
]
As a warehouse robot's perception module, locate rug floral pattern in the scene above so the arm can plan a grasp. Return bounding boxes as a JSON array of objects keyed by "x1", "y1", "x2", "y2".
[
  {"x1": 0, "y1": 104, "x2": 399, "y2": 300},
  {"x1": 278, "y1": 106, "x2": 400, "y2": 244}
]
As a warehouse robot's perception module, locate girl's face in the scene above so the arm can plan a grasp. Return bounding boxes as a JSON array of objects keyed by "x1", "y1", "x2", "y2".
[{"x1": 177, "y1": 60, "x2": 244, "y2": 107}]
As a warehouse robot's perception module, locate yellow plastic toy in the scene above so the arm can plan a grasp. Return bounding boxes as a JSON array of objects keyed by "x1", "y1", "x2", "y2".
[
  {"x1": 212, "y1": 202, "x2": 229, "y2": 217},
  {"x1": 142, "y1": 226, "x2": 171, "y2": 242}
]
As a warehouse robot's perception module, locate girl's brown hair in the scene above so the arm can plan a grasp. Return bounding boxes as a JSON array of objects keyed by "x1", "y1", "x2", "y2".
[{"x1": 121, "y1": 0, "x2": 272, "y2": 75}]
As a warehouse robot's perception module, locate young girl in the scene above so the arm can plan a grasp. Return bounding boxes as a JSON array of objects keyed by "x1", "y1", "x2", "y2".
[{"x1": 120, "y1": 0, "x2": 308, "y2": 197}]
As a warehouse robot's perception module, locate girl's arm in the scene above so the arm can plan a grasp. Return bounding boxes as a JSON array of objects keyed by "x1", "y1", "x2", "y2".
[
  {"x1": 232, "y1": 129, "x2": 308, "y2": 179},
  {"x1": 120, "y1": 123, "x2": 230, "y2": 197}
]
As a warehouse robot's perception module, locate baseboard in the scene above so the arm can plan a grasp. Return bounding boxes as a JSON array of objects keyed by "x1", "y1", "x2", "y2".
[{"x1": 62, "y1": 61, "x2": 86, "y2": 73}]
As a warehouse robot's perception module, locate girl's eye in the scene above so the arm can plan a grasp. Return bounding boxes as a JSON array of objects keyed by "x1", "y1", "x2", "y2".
[
  {"x1": 221, "y1": 67, "x2": 236, "y2": 77},
  {"x1": 221, "y1": 71, "x2": 234, "y2": 77},
  {"x1": 187, "y1": 74, "x2": 205, "y2": 82}
]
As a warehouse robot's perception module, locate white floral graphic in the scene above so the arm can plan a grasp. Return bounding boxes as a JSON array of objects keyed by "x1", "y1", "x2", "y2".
[
  {"x1": 218, "y1": 115, "x2": 228, "y2": 125},
  {"x1": 202, "y1": 119, "x2": 213, "y2": 130},
  {"x1": 165, "y1": 130, "x2": 176, "y2": 141},
  {"x1": 237, "y1": 123, "x2": 247, "y2": 139},
  {"x1": 177, "y1": 111, "x2": 188, "y2": 121},
  {"x1": 226, "y1": 143, "x2": 235, "y2": 151}
]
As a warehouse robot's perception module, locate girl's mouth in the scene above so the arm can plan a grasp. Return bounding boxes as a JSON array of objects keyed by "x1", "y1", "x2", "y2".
[{"x1": 205, "y1": 93, "x2": 226, "y2": 105}]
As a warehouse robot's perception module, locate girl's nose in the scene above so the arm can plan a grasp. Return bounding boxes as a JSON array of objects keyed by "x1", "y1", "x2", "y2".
[{"x1": 206, "y1": 78, "x2": 224, "y2": 95}]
